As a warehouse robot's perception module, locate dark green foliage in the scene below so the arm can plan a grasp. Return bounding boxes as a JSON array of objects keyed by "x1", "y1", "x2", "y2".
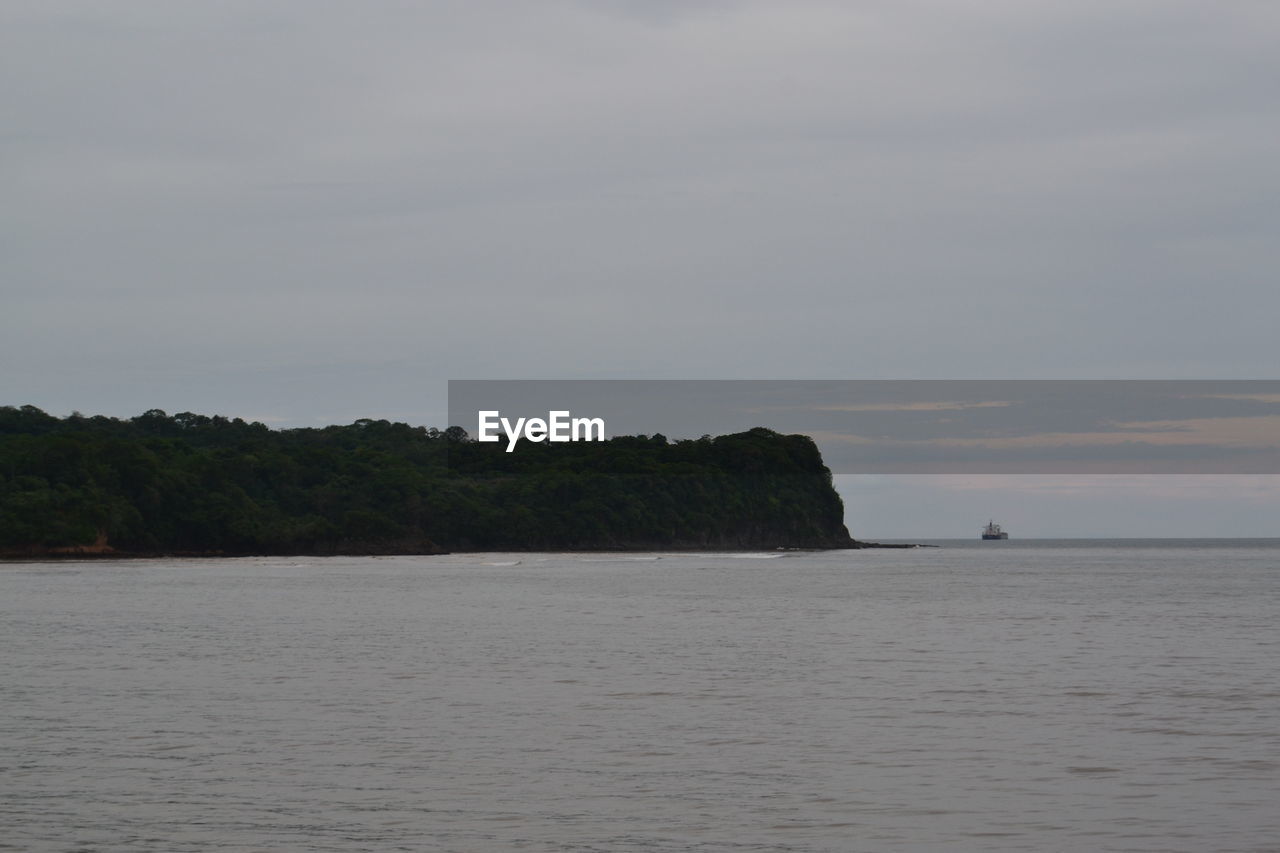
[{"x1": 0, "y1": 407, "x2": 853, "y2": 555}]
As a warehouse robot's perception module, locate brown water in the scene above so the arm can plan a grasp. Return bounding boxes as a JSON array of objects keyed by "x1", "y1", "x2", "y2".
[{"x1": 3, "y1": 543, "x2": 1278, "y2": 851}]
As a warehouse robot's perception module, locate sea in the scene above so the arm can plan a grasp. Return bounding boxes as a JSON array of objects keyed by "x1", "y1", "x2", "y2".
[{"x1": 2, "y1": 540, "x2": 1277, "y2": 852}]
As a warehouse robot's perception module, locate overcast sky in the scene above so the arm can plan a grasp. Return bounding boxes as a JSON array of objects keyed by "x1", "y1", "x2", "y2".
[{"x1": 4, "y1": 1, "x2": 1279, "y2": 536}]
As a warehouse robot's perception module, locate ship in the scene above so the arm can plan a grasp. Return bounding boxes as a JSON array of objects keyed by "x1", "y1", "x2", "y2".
[{"x1": 981, "y1": 520, "x2": 1009, "y2": 540}]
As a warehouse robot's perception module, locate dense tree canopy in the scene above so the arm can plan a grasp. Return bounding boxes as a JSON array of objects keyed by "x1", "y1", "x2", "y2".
[{"x1": 0, "y1": 406, "x2": 854, "y2": 555}]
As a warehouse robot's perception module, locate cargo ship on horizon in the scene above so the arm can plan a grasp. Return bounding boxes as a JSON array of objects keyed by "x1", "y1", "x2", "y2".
[{"x1": 982, "y1": 520, "x2": 1009, "y2": 540}]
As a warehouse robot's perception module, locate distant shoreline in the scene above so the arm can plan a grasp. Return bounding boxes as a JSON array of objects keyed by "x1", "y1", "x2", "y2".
[{"x1": 1, "y1": 539, "x2": 926, "y2": 561}]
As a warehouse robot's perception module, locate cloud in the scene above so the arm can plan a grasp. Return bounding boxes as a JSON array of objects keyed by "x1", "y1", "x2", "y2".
[
  {"x1": 787, "y1": 401, "x2": 1014, "y2": 413},
  {"x1": 902, "y1": 474, "x2": 1280, "y2": 502},
  {"x1": 1186, "y1": 393, "x2": 1280, "y2": 404},
  {"x1": 3, "y1": 1, "x2": 1279, "y2": 424}
]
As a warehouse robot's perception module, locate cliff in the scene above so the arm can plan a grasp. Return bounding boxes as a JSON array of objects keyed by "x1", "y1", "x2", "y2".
[{"x1": 0, "y1": 407, "x2": 860, "y2": 556}]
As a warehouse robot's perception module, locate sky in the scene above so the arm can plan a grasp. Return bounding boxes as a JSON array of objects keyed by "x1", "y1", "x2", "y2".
[{"x1": 4, "y1": 1, "x2": 1279, "y2": 537}]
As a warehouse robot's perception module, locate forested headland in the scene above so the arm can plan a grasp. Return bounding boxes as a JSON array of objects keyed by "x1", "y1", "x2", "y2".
[{"x1": 0, "y1": 406, "x2": 861, "y2": 557}]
